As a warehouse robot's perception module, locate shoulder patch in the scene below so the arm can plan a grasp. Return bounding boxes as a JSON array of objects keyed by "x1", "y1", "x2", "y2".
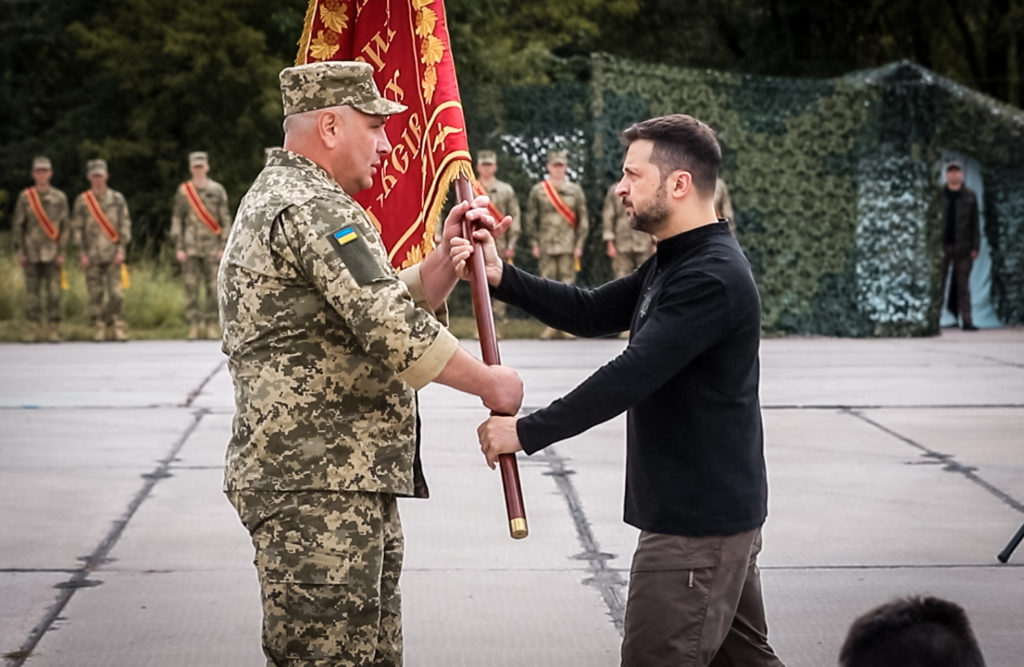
[{"x1": 327, "y1": 225, "x2": 388, "y2": 286}]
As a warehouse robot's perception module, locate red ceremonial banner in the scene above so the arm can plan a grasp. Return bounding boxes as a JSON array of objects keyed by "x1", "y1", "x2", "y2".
[{"x1": 296, "y1": 0, "x2": 473, "y2": 269}]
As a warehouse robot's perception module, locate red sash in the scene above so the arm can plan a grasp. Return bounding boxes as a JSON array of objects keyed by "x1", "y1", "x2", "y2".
[
  {"x1": 541, "y1": 180, "x2": 577, "y2": 229},
  {"x1": 182, "y1": 182, "x2": 222, "y2": 235},
  {"x1": 472, "y1": 180, "x2": 507, "y2": 223},
  {"x1": 25, "y1": 188, "x2": 59, "y2": 240},
  {"x1": 82, "y1": 191, "x2": 119, "y2": 242}
]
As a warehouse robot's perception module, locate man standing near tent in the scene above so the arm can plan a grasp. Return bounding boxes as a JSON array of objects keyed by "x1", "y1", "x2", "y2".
[
  {"x1": 523, "y1": 149, "x2": 589, "y2": 338},
  {"x1": 218, "y1": 61, "x2": 523, "y2": 665},
  {"x1": 933, "y1": 161, "x2": 980, "y2": 331},
  {"x1": 461, "y1": 114, "x2": 786, "y2": 667},
  {"x1": 170, "y1": 151, "x2": 232, "y2": 340},
  {"x1": 71, "y1": 159, "x2": 132, "y2": 342},
  {"x1": 11, "y1": 156, "x2": 69, "y2": 343}
]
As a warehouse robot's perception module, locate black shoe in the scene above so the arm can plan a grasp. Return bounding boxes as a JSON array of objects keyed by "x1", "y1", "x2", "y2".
[{"x1": 962, "y1": 324, "x2": 978, "y2": 331}]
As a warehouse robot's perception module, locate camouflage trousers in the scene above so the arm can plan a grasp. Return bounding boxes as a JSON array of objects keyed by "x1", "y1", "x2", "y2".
[
  {"x1": 228, "y1": 490, "x2": 404, "y2": 667},
  {"x1": 611, "y1": 250, "x2": 651, "y2": 279},
  {"x1": 183, "y1": 255, "x2": 219, "y2": 324},
  {"x1": 23, "y1": 261, "x2": 62, "y2": 323},
  {"x1": 84, "y1": 262, "x2": 123, "y2": 325},
  {"x1": 538, "y1": 253, "x2": 576, "y2": 284}
]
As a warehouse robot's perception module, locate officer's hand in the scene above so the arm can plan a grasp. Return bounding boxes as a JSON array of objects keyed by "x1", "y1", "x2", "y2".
[
  {"x1": 440, "y1": 196, "x2": 508, "y2": 251},
  {"x1": 56, "y1": 254, "x2": 64, "y2": 267},
  {"x1": 482, "y1": 365, "x2": 523, "y2": 417},
  {"x1": 176, "y1": 250, "x2": 187, "y2": 263},
  {"x1": 477, "y1": 416, "x2": 523, "y2": 470},
  {"x1": 114, "y1": 251, "x2": 125, "y2": 265},
  {"x1": 450, "y1": 229, "x2": 504, "y2": 286},
  {"x1": 80, "y1": 254, "x2": 90, "y2": 268},
  {"x1": 531, "y1": 243, "x2": 540, "y2": 259},
  {"x1": 606, "y1": 240, "x2": 618, "y2": 258},
  {"x1": 573, "y1": 247, "x2": 583, "y2": 259}
]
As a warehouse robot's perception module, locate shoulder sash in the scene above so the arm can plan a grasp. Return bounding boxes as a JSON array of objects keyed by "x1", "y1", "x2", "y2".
[
  {"x1": 82, "y1": 191, "x2": 120, "y2": 242},
  {"x1": 182, "y1": 182, "x2": 222, "y2": 235},
  {"x1": 472, "y1": 180, "x2": 506, "y2": 223},
  {"x1": 541, "y1": 180, "x2": 577, "y2": 229},
  {"x1": 25, "y1": 188, "x2": 59, "y2": 240}
]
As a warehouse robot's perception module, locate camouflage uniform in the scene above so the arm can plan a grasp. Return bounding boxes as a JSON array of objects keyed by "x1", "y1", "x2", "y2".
[
  {"x1": 715, "y1": 178, "x2": 736, "y2": 234},
  {"x1": 71, "y1": 174, "x2": 132, "y2": 334},
  {"x1": 220, "y1": 90, "x2": 460, "y2": 664},
  {"x1": 601, "y1": 183, "x2": 653, "y2": 279},
  {"x1": 524, "y1": 174, "x2": 589, "y2": 284},
  {"x1": 11, "y1": 182, "x2": 69, "y2": 333},
  {"x1": 170, "y1": 160, "x2": 232, "y2": 334}
]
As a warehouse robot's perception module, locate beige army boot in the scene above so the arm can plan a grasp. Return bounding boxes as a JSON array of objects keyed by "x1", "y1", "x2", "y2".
[
  {"x1": 187, "y1": 321, "x2": 200, "y2": 340},
  {"x1": 47, "y1": 322, "x2": 60, "y2": 343},
  {"x1": 539, "y1": 326, "x2": 558, "y2": 340},
  {"x1": 93, "y1": 322, "x2": 107, "y2": 342},
  {"x1": 112, "y1": 319, "x2": 128, "y2": 342},
  {"x1": 204, "y1": 321, "x2": 220, "y2": 340}
]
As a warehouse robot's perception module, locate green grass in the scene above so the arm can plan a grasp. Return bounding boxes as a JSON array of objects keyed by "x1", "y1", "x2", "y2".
[{"x1": 0, "y1": 232, "x2": 549, "y2": 342}]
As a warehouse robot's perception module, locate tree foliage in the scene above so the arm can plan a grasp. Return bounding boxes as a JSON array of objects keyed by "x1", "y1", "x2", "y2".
[{"x1": 1, "y1": 0, "x2": 1020, "y2": 249}]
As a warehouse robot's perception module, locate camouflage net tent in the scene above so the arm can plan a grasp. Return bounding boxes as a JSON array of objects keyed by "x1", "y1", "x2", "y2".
[{"x1": 462, "y1": 56, "x2": 1024, "y2": 336}]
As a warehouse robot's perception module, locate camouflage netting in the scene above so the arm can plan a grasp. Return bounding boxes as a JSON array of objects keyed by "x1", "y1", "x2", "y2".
[{"x1": 461, "y1": 56, "x2": 1024, "y2": 336}]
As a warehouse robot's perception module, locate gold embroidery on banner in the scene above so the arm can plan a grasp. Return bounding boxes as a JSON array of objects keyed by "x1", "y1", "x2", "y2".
[
  {"x1": 319, "y1": 0, "x2": 349, "y2": 33},
  {"x1": 310, "y1": 29, "x2": 341, "y2": 61}
]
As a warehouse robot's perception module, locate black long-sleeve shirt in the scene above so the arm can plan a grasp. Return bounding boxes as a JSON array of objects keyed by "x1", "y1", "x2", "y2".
[{"x1": 493, "y1": 221, "x2": 767, "y2": 536}]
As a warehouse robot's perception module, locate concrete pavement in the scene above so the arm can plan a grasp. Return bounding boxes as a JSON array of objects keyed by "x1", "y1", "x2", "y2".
[{"x1": 1, "y1": 329, "x2": 1022, "y2": 666}]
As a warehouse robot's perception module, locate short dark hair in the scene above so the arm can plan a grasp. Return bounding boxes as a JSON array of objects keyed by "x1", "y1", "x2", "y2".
[
  {"x1": 621, "y1": 114, "x2": 721, "y2": 197},
  {"x1": 839, "y1": 596, "x2": 986, "y2": 667}
]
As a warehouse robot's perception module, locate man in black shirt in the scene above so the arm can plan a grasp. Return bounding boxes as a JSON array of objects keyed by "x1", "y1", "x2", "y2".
[
  {"x1": 454, "y1": 114, "x2": 785, "y2": 666},
  {"x1": 935, "y1": 161, "x2": 980, "y2": 331}
]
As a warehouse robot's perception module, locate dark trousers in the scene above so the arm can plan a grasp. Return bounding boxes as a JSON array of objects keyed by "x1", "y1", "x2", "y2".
[
  {"x1": 621, "y1": 527, "x2": 785, "y2": 667},
  {"x1": 942, "y1": 247, "x2": 973, "y2": 326}
]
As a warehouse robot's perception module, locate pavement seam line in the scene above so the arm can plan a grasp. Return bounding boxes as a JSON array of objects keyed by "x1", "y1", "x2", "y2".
[
  {"x1": 844, "y1": 408, "x2": 1024, "y2": 514},
  {"x1": 182, "y1": 358, "x2": 227, "y2": 407},
  {"x1": 541, "y1": 446, "x2": 628, "y2": 635},
  {"x1": 3, "y1": 409, "x2": 208, "y2": 667}
]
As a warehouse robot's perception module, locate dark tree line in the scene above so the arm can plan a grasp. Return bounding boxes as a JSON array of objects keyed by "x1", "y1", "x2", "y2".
[{"x1": 2, "y1": 0, "x2": 1020, "y2": 247}]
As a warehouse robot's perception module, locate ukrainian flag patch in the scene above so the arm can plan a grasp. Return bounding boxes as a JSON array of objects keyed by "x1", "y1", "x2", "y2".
[{"x1": 327, "y1": 224, "x2": 387, "y2": 286}]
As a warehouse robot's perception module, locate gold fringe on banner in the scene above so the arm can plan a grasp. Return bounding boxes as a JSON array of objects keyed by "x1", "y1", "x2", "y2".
[{"x1": 296, "y1": 0, "x2": 319, "y2": 65}]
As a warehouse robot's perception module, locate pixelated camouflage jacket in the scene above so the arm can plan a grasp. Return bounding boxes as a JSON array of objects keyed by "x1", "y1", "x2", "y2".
[
  {"x1": 71, "y1": 188, "x2": 132, "y2": 263},
  {"x1": 11, "y1": 187, "x2": 69, "y2": 263},
  {"x1": 218, "y1": 149, "x2": 459, "y2": 497},
  {"x1": 524, "y1": 179, "x2": 589, "y2": 255},
  {"x1": 170, "y1": 179, "x2": 232, "y2": 257}
]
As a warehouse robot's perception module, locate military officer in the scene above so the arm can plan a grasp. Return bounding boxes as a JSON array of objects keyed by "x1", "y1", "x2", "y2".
[
  {"x1": 602, "y1": 182, "x2": 654, "y2": 279},
  {"x1": 11, "y1": 156, "x2": 69, "y2": 342},
  {"x1": 475, "y1": 150, "x2": 520, "y2": 323},
  {"x1": 71, "y1": 159, "x2": 132, "y2": 342},
  {"x1": 218, "y1": 61, "x2": 523, "y2": 666},
  {"x1": 170, "y1": 151, "x2": 232, "y2": 339},
  {"x1": 523, "y1": 149, "x2": 589, "y2": 338}
]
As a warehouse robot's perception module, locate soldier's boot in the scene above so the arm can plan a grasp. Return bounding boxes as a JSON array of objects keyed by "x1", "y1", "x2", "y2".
[
  {"x1": 539, "y1": 326, "x2": 558, "y2": 340},
  {"x1": 187, "y1": 321, "x2": 200, "y2": 340},
  {"x1": 204, "y1": 321, "x2": 220, "y2": 340},
  {"x1": 47, "y1": 322, "x2": 60, "y2": 343},
  {"x1": 23, "y1": 322, "x2": 40, "y2": 343},
  {"x1": 93, "y1": 322, "x2": 107, "y2": 342},
  {"x1": 112, "y1": 319, "x2": 128, "y2": 342}
]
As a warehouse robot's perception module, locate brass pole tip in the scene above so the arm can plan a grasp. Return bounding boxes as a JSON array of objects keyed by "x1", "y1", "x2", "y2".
[{"x1": 509, "y1": 518, "x2": 528, "y2": 539}]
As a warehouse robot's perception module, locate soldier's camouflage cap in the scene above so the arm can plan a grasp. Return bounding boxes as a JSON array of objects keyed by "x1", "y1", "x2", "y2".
[
  {"x1": 87, "y1": 159, "x2": 107, "y2": 175},
  {"x1": 189, "y1": 151, "x2": 209, "y2": 167},
  {"x1": 547, "y1": 150, "x2": 568, "y2": 165},
  {"x1": 477, "y1": 150, "x2": 497, "y2": 165},
  {"x1": 279, "y1": 61, "x2": 407, "y2": 117},
  {"x1": 32, "y1": 156, "x2": 52, "y2": 170}
]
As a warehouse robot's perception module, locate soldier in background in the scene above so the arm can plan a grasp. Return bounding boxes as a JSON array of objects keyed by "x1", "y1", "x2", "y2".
[
  {"x1": 474, "y1": 150, "x2": 520, "y2": 325},
  {"x1": 171, "y1": 151, "x2": 232, "y2": 340},
  {"x1": 523, "y1": 149, "x2": 589, "y2": 338},
  {"x1": 715, "y1": 178, "x2": 736, "y2": 234},
  {"x1": 71, "y1": 159, "x2": 132, "y2": 342},
  {"x1": 11, "y1": 156, "x2": 69, "y2": 343},
  {"x1": 602, "y1": 182, "x2": 654, "y2": 279},
  {"x1": 218, "y1": 61, "x2": 523, "y2": 665}
]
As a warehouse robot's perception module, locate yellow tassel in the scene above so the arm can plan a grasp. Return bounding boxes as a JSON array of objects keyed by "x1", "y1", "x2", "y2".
[
  {"x1": 60, "y1": 267, "x2": 69, "y2": 290},
  {"x1": 295, "y1": 0, "x2": 319, "y2": 65},
  {"x1": 574, "y1": 256, "x2": 582, "y2": 272},
  {"x1": 120, "y1": 264, "x2": 131, "y2": 289}
]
